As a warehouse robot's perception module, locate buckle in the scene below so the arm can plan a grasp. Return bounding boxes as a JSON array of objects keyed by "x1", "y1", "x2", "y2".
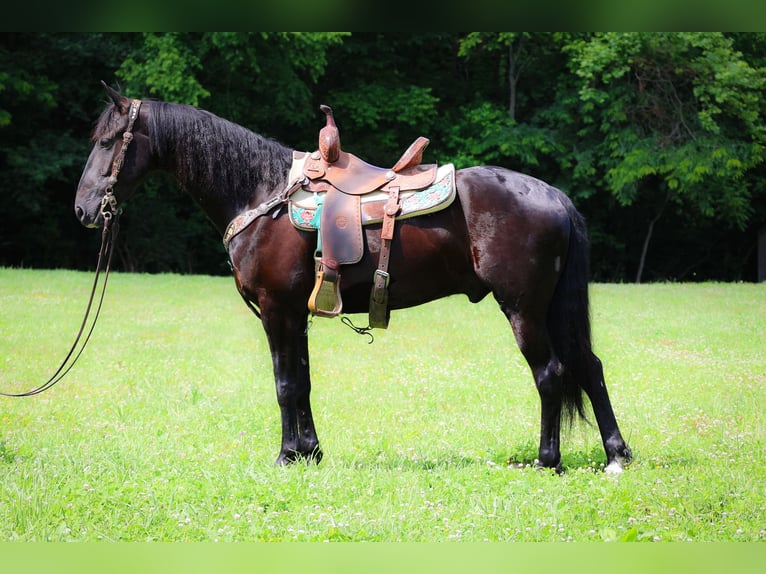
[{"x1": 374, "y1": 269, "x2": 390, "y2": 288}]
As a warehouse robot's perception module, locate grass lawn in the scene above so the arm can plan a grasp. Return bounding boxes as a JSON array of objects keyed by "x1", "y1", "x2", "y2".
[{"x1": 1, "y1": 268, "x2": 764, "y2": 542}]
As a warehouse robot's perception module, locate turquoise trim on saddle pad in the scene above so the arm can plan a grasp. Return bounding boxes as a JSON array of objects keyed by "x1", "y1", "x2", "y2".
[{"x1": 289, "y1": 163, "x2": 456, "y2": 231}]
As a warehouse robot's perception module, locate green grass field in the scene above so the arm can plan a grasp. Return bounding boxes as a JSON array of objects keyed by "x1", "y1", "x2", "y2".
[{"x1": 1, "y1": 268, "x2": 764, "y2": 542}]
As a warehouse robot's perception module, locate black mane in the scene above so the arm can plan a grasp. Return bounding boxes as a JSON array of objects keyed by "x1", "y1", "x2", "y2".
[
  {"x1": 94, "y1": 100, "x2": 294, "y2": 210},
  {"x1": 149, "y1": 101, "x2": 293, "y2": 208}
]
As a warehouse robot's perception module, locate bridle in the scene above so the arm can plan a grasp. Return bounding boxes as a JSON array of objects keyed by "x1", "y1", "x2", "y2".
[
  {"x1": 1, "y1": 98, "x2": 142, "y2": 397},
  {"x1": 101, "y1": 98, "x2": 142, "y2": 222}
]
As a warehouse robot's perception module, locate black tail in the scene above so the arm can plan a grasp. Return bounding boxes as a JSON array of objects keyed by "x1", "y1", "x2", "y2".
[{"x1": 547, "y1": 195, "x2": 594, "y2": 425}]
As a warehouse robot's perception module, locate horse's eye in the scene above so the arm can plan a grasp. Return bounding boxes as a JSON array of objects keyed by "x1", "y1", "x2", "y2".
[{"x1": 99, "y1": 137, "x2": 112, "y2": 149}]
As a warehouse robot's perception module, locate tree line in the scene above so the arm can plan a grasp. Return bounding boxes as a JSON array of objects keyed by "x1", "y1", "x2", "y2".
[{"x1": 2, "y1": 32, "x2": 765, "y2": 281}]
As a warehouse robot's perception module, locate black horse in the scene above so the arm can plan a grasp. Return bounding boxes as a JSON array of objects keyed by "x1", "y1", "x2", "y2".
[{"x1": 75, "y1": 85, "x2": 632, "y2": 473}]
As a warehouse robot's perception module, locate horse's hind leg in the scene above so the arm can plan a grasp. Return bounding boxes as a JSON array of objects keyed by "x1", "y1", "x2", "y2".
[
  {"x1": 506, "y1": 307, "x2": 632, "y2": 473},
  {"x1": 579, "y1": 354, "x2": 632, "y2": 473},
  {"x1": 505, "y1": 307, "x2": 565, "y2": 471}
]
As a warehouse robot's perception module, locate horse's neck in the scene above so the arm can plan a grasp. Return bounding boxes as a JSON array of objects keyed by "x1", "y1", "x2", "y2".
[{"x1": 150, "y1": 102, "x2": 292, "y2": 234}]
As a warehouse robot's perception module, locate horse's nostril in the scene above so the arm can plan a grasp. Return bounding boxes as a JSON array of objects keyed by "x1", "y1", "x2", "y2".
[{"x1": 75, "y1": 205, "x2": 87, "y2": 223}]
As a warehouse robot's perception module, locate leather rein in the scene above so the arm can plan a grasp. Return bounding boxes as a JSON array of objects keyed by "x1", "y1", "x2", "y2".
[{"x1": 1, "y1": 99, "x2": 142, "y2": 397}]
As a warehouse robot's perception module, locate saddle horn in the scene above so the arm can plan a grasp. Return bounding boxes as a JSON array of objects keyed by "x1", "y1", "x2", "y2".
[{"x1": 318, "y1": 105, "x2": 341, "y2": 163}]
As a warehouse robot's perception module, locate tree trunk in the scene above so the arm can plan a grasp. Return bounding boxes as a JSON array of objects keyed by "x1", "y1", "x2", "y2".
[
  {"x1": 508, "y1": 41, "x2": 516, "y2": 121},
  {"x1": 635, "y1": 188, "x2": 670, "y2": 284},
  {"x1": 507, "y1": 34, "x2": 525, "y2": 121},
  {"x1": 759, "y1": 224, "x2": 766, "y2": 282}
]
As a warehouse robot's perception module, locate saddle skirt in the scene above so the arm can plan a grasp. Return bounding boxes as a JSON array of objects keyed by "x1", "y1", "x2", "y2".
[{"x1": 288, "y1": 152, "x2": 456, "y2": 232}]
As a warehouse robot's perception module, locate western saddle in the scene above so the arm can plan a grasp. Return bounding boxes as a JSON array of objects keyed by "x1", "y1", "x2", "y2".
[
  {"x1": 222, "y1": 105, "x2": 453, "y2": 331},
  {"x1": 302, "y1": 105, "x2": 439, "y2": 329}
]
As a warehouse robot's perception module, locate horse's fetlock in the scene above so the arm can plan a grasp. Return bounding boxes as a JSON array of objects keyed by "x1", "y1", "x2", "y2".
[
  {"x1": 605, "y1": 435, "x2": 632, "y2": 463},
  {"x1": 536, "y1": 448, "x2": 560, "y2": 470}
]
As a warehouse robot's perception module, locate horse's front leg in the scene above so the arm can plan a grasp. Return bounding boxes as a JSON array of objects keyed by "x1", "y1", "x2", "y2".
[{"x1": 262, "y1": 308, "x2": 322, "y2": 465}]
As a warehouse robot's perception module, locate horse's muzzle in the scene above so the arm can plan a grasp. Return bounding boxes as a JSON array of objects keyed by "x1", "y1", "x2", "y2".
[{"x1": 75, "y1": 203, "x2": 101, "y2": 228}]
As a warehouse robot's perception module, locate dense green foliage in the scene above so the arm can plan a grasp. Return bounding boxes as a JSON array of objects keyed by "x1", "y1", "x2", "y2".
[
  {"x1": 1, "y1": 270, "x2": 764, "y2": 541},
  {"x1": 2, "y1": 33, "x2": 765, "y2": 281}
]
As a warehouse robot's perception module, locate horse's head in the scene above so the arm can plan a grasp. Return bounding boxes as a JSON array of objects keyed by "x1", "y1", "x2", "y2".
[{"x1": 74, "y1": 83, "x2": 150, "y2": 228}]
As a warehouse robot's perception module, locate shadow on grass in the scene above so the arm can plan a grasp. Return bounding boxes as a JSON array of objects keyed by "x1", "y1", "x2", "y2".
[
  {"x1": 352, "y1": 453, "x2": 484, "y2": 472},
  {"x1": 0, "y1": 441, "x2": 19, "y2": 464},
  {"x1": 302, "y1": 440, "x2": 684, "y2": 475},
  {"x1": 353, "y1": 443, "x2": 650, "y2": 475}
]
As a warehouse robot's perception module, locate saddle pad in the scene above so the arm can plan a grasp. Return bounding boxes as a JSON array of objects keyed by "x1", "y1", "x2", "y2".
[{"x1": 289, "y1": 163, "x2": 456, "y2": 231}]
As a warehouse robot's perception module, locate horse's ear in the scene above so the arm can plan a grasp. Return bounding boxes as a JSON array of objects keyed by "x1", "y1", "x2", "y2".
[{"x1": 101, "y1": 80, "x2": 129, "y2": 113}]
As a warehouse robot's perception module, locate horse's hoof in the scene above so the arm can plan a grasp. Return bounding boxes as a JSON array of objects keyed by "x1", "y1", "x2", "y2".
[
  {"x1": 533, "y1": 458, "x2": 563, "y2": 474},
  {"x1": 604, "y1": 446, "x2": 632, "y2": 475},
  {"x1": 309, "y1": 447, "x2": 324, "y2": 465},
  {"x1": 275, "y1": 453, "x2": 293, "y2": 466},
  {"x1": 274, "y1": 447, "x2": 323, "y2": 466}
]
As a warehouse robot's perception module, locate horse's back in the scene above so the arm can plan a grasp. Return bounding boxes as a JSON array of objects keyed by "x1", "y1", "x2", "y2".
[{"x1": 457, "y1": 166, "x2": 570, "y2": 220}]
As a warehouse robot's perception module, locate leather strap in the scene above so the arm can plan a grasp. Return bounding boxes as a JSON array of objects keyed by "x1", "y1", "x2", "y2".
[
  {"x1": 369, "y1": 186, "x2": 400, "y2": 329},
  {"x1": 222, "y1": 177, "x2": 306, "y2": 249}
]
